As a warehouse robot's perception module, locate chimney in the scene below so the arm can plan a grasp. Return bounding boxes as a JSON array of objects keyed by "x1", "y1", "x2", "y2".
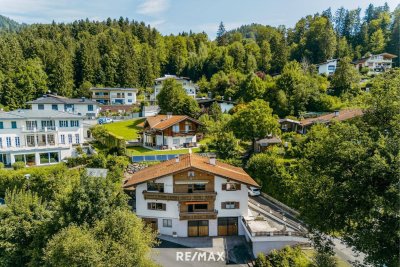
[
  {"x1": 175, "y1": 155, "x2": 179, "y2": 163},
  {"x1": 209, "y1": 153, "x2": 216, "y2": 166},
  {"x1": 167, "y1": 112, "x2": 172, "y2": 119},
  {"x1": 334, "y1": 110, "x2": 340, "y2": 117},
  {"x1": 81, "y1": 97, "x2": 86, "y2": 102}
]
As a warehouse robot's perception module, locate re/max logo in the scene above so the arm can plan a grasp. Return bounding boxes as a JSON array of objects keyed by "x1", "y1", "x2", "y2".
[{"x1": 176, "y1": 251, "x2": 225, "y2": 262}]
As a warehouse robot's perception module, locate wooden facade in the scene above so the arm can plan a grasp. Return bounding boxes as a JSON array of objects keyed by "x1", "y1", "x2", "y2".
[{"x1": 173, "y1": 170, "x2": 215, "y2": 193}]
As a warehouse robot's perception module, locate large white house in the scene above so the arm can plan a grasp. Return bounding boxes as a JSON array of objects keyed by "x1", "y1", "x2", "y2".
[
  {"x1": 0, "y1": 109, "x2": 85, "y2": 166},
  {"x1": 124, "y1": 153, "x2": 259, "y2": 237},
  {"x1": 317, "y1": 59, "x2": 338, "y2": 75},
  {"x1": 90, "y1": 87, "x2": 138, "y2": 105},
  {"x1": 353, "y1": 53, "x2": 398, "y2": 74},
  {"x1": 152, "y1": 75, "x2": 197, "y2": 102},
  {"x1": 27, "y1": 94, "x2": 100, "y2": 118}
]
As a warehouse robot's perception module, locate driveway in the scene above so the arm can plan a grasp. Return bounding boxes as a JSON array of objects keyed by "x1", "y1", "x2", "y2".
[{"x1": 152, "y1": 236, "x2": 253, "y2": 267}]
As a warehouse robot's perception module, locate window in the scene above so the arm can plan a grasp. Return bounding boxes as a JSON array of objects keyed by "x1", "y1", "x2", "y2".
[
  {"x1": 47, "y1": 134, "x2": 55, "y2": 145},
  {"x1": 194, "y1": 184, "x2": 206, "y2": 191},
  {"x1": 64, "y1": 104, "x2": 74, "y2": 112},
  {"x1": 222, "y1": 183, "x2": 241, "y2": 191},
  {"x1": 60, "y1": 134, "x2": 65, "y2": 144},
  {"x1": 10, "y1": 121, "x2": 17, "y2": 129},
  {"x1": 147, "y1": 202, "x2": 166, "y2": 211},
  {"x1": 75, "y1": 134, "x2": 80, "y2": 144},
  {"x1": 0, "y1": 122, "x2": 3, "y2": 129},
  {"x1": 184, "y1": 123, "x2": 192, "y2": 132},
  {"x1": 70, "y1": 120, "x2": 79, "y2": 127},
  {"x1": 38, "y1": 104, "x2": 44, "y2": 110},
  {"x1": 185, "y1": 138, "x2": 192, "y2": 143},
  {"x1": 222, "y1": 202, "x2": 239, "y2": 209},
  {"x1": 147, "y1": 182, "x2": 164, "y2": 192},
  {"x1": 173, "y1": 139, "x2": 179, "y2": 145},
  {"x1": 68, "y1": 134, "x2": 73, "y2": 144},
  {"x1": 15, "y1": 137, "x2": 20, "y2": 147},
  {"x1": 26, "y1": 121, "x2": 37, "y2": 130},
  {"x1": 39, "y1": 152, "x2": 59, "y2": 164},
  {"x1": 172, "y1": 124, "x2": 180, "y2": 133},
  {"x1": 41, "y1": 120, "x2": 55, "y2": 130},
  {"x1": 52, "y1": 104, "x2": 58, "y2": 110},
  {"x1": 0, "y1": 138, "x2": 2, "y2": 148},
  {"x1": 128, "y1": 93, "x2": 132, "y2": 96},
  {"x1": 128, "y1": 99, "x2": 132, "y2": 103},
  {"x1": 6, "y1": 137, "x2": 11, "y2": 147},
  {"x1": 88, "y1": 105, "x2": 94, "y2": 111},
  {"x1": 59, "y1": 120, "x2": 68, "y2": 127},
  {"x1": 163, "y1": 219, "x2": 172, "y2": 228}
]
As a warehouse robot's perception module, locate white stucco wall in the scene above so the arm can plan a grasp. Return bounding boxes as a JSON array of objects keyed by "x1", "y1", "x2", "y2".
[{"x1": 215, "y1": 176, "x2": 249, "y2": 218}]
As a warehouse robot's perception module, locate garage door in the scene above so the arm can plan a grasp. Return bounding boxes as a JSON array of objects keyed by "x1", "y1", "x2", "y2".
[
  {"x1": 218, "y1": 217, "x2": 238, "y2": 236},
  {"x1": 188, "y1": 220, "x2": 209, "y2": 237}
]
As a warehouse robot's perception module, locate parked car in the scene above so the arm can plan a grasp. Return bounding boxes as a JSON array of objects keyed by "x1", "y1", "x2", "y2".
[
  {"x1": 98, "y1": 117, "x2": 113, "y2": 124},
  {"x1": 248, "y1": 186, "x2": 261, "y2": 196}
]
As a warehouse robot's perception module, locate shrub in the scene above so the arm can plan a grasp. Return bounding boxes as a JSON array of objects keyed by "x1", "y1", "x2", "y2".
[
  {"x1": 12, "y1": 162, "x2": 26, "y2": 170},
  {"x1": 0, "y1": 162, "x2": 4, "y2": 169}
]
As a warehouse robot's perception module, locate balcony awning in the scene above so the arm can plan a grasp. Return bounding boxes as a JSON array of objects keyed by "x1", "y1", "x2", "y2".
[
  {"x1": 184, "y1": 201, "x2": 209, "y2": 205},
  {"x1": 175, "y1": 180, "x2": 209, "y2": 184}
]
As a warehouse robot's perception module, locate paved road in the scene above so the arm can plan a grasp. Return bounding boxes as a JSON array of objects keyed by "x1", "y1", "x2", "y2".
[
  {"x1": 250, "y1": 195, "x2": 367, "y2": 266},
  {"x1": 152, "y1": 237, "x2": 253, "y2": 267}
]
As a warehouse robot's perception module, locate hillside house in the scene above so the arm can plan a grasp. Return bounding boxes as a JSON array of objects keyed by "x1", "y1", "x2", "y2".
[
  {"x1": 139, "y1": 114, "x2": 202, "y2": 149},
  {"x1": 152, "y1": 75, "x2": 197, "y2": 102},
  {"x1": 353, "y1": 53, "x2": 397, "y2": 74},
  {"x1": 123, "y1": 153, "x2": 259, "y2": 237},
  {"x1": 0, "y1": 109, "x2": 85, "y2": 166},
  {"x1": 27, "y1": 94, "x2": 100, "y2": 118}
]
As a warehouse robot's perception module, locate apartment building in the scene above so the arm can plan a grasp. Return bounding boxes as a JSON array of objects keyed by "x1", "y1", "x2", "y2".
[
  {"x1": 0, "y1": 109, "x2": 84, "y2": 166},
  {"x1": 90, "y1": 88, "x2": 138, "y2": 105}
]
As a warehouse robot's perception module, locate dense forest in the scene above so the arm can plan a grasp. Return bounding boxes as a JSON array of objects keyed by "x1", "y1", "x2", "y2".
[
  {"x1": 0, "y1": 3, "x2": 398, "y2": 112},
  {"x1": 0, "y1": 15, "x2": 23, "y2": 32}
]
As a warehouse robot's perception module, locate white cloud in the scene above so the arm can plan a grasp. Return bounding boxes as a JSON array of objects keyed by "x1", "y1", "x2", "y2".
[{"x1": 137, "y1": 0, "x2": 169, "y2": 16}]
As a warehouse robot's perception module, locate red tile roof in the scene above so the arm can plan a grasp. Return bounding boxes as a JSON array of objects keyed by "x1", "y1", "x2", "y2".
[
  {"x1": 142, "y1": 114, "x2": 201, "y2": 130},
  {"x1": 300, "y1": 109, "x2": 363, "y2": 126},
  {"x1": 123, "y1": 153, "x2": 259, "y2": 188}
]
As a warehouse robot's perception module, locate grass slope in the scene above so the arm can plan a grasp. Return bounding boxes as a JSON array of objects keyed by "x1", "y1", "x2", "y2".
[{"x1": 103, "y1": 118, "x2": 144, "y2": 140}]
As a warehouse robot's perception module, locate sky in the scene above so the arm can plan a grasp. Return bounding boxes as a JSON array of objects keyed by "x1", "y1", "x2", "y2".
[{"x1": 0, "y1": 0, "x2": 398, "y2": 38}]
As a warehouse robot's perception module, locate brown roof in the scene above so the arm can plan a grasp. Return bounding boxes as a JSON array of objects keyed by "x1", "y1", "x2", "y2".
[
  {"x1": 143, "y1": 114, "x2": 201, "y2": 130},
  {"x1": 123, "y1": 153, "x2": 259, "y2": 188},
  {"x1": 300, "y1": 109, "x2": 363, "y2": 126}
]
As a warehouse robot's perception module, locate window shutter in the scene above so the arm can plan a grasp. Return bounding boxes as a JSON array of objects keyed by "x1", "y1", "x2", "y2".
[
  {"x1": 147, "y1": 203, "x2": 151, "y2": 210},
  {"x1": 222, "y1": 183, "x2": 227, "y2": 190},
  {"x1": 162, "y1": 203, "x2": 166, "y2": 211},
  {"x1": 236, "y1": 184, "x2": 241, "y2": 190},
  {"x1": 221, "y1": 202, "x2": 226, "y2": 209},
  {"x1": 235, "y1": 202, "x2": 240, "y2": 209}
]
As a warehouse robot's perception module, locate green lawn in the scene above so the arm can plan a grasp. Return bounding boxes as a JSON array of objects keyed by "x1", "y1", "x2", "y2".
[
  {"x1": 103, "y1": 118, "x2": 145, "y2": 140},
  {"x1": 127, "y1": 146, "x2": 200, "y2": 156}
]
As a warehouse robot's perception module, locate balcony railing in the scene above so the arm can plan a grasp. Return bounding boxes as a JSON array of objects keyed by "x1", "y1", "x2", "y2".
[
  {"x1": 171, "y1": 130, "x2": 196, "y2": 137},
  {"x1": 143, "y1": 191, "x2": 217, "y2": 201},
  {"x1": 21, "y1": 126, "x2": 58, "y2": 132},
  {"x1": 180, "y1": 210, "x2": 218, "y2": 220}
]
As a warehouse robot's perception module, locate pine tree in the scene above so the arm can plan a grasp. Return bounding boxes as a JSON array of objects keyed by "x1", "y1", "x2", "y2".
[{"x1": 216, "y1": 22, "x2": 227, "y2": 46}]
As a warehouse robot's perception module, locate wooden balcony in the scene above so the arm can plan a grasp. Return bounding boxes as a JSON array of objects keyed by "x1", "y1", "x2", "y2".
[
  {"x1": 171, "y1": 131, "x2": 196, "y2": 137},
  {"x1": 143, "y1": 191, "x2": 217, "y2": 201},
  {"x1": 180, "y1": 210, "x2": 218, "y2": 220}
]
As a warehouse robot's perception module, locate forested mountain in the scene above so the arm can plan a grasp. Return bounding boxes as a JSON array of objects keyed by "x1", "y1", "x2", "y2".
[
  {"x1": 0, "y1": 3, "x2": 398, "y2": 110},
  {"x1": 0, "y1": 15, "x2": 23, "y2": 32}
]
